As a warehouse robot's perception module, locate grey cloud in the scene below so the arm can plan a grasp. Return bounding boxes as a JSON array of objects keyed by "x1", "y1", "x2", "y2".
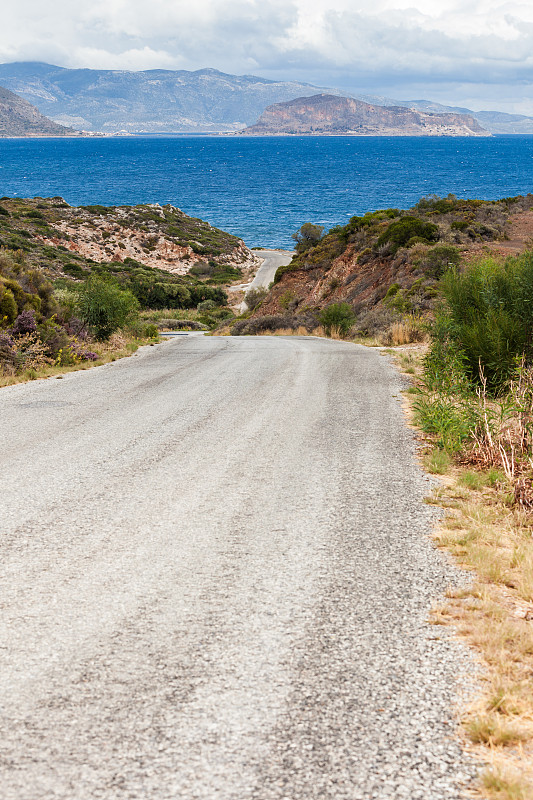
[
  {"x1": 254, "y1": 7, "x2": 533, "y2": 91},
  {"x1": 0, "y1": 0, "x2": 532, "y2": 111}
]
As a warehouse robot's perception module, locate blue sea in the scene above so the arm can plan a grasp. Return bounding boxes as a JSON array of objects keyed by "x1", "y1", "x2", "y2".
[{"x1": 0, "y1": 135, "x2": 533, "y2": 249}]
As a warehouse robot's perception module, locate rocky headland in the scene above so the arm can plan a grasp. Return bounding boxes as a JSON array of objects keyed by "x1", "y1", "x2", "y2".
[{"x1": 242, "y1": 94, "x2": 490, "y2": 137}]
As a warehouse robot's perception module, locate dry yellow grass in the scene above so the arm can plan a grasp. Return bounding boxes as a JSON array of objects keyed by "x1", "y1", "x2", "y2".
[
  {"x1": 384, "y1": 345, "x2": 533, "y2": 799},
  {"x1": 381, "y1": 316, "x2": 428, "y2": 346},
  {"x1": 427, "y1": 475, "x2": 533, "y2": 798},
  {"x1": 482, "y1": 761, "x2": 533, "y2": 800},
  {"x1": 260, "y1": 325, "x2": 325, "y2": 337}
]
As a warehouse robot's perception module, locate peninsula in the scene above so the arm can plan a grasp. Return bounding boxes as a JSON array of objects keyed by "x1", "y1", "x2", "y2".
[{"x1": 242, "y1": 94, "x2": 490, "y2": 137}]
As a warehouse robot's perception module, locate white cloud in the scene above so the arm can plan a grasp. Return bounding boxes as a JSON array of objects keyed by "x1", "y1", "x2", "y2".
[
  {"x1": 0, "y1": 0, "x2": 532, "y2": 110},
  {"x1": 73, "y1": 47, "x2": 184, "y2": 71}
]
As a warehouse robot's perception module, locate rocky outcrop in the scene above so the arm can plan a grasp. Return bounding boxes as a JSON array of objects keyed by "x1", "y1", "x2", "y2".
[
  {"x1": 0, "y1": 85, "x2": 79, "y2": 137},
  {"x1": 242, "y1": 94, "x2": 490, "y2": 137}
]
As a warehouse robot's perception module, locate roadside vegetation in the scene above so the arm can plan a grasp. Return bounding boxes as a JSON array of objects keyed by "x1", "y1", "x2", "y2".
[
  {"x1": 396, "y1": 250, "x2": 533, "y2": 799},
  {"x1": 0, "y1": 196, "x2": 244, "y2": 384},
  {"x1": 0, "y1": 248, "x2": 160, "y2": 385}
]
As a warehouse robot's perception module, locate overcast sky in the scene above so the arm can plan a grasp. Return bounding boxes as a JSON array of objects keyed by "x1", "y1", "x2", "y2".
[{"x1": 2, "y1": 0, "x2": 533, "y2": 113}]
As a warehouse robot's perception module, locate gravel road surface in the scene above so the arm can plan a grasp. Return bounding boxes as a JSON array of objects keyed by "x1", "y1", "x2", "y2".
[{"x1": 0, "y1": 335, "x2": 478, "y2": 799}]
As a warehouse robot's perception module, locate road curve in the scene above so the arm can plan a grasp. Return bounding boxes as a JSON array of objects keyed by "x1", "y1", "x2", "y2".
[
  {"x1": 248, "y1": 249, "x2": 293, "y2": 290},
  {"x1": 240, "y1": 249, "x2": 292, "y2": 311},
  {"x1": 0, "y1": 336, "x2": 477, "y2": 799}
]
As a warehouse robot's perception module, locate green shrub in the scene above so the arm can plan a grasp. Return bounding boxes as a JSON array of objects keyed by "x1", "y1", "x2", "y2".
[
  {"x1": 451, "y1": 219, "x2": 469, "y2": 231},
  {"x1": 416, "y1": 245, "x2": 461, "y2": 279},
  {"x1": 279, "y1": 289, "x2": 295, "y2": 310},
  {"x1": 348, "y1": 209, "x2": 399, "y2": 231},
  {"x1": 188, "y1": 261, "x2": 212, "y2": 277},
  {"x1": 319, "y1": 302, "x2": 355, "y2": 337},
  {"x1": 53, "y1": 287, "x2": 79, "y2": 321},
  {"x1": 422, "y1": 313, "x2": 471, "y2": 394},
  {"x1": 205, "y1": 264, "x2": 242, "y2": 284},
  {"x1": 383, "y1": 283, "x2": 412, "y2": 314},
  {"x1": 0, "y1": 288, "x2": 17, "y2": 325},
  {"x1": 377, "y1": 217, "x2": 440, "y2": 254},
  {"x1": 143, "y1": 324, "x2": 159, "y2": 339},
  {"x1": 63, "y1": 263, "x2": 86, "y2": 279},
  {"x1": 415, "y1": 194, "x2": 461, "y2": 214},
  {"x1": 37, "y1": 318, "x2": 70, "y2": 358},
  {"x1": 413, "y1": 391, "x2": 480, "y2": 453},
  {"x1": 438, "y1": 251, "x2": 533, "y2": 391},
  {"x1": 196, "y1": 299, "x2": 217, "y2": 312},
  {"x1": 245, "y1": 287, "x2": 268, "y2": 310},
  {"x1": 76, "y1": 276, "x2": 139, "y2": 340},
  {"x1": 81, "y1": 205, "x2": 111, "y2": 215}
]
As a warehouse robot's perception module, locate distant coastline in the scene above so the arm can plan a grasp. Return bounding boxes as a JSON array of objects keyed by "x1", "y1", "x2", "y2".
[{"x1": 4, "y1": 131, "x2": 533, "y2": 140}]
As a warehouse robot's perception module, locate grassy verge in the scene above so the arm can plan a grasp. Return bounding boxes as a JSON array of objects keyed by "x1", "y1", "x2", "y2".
[
  {"x1": 0, "y1": 331, "x2": 160, "y2": 388},
  {"x1": 428, "y1": 474, "x2": 533, "y2": 799},
  {"x1": 388, "y1": 345, "x2": 533, "y2": 799}
]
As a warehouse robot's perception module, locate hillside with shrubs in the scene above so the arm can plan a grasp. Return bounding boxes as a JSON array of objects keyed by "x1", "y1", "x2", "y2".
[
  {"x1": 0, "y1": 196, "x2": 252, "y2": 381},
  {"x1": 233, "y1": 194, "x2": 533, "y2": 341}
]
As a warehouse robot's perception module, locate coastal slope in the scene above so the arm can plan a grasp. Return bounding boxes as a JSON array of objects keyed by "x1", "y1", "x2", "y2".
[
  {"x1": 0, "y1": 197, "x2": 256, "y2": 277},
  {"x1": 231, "y1": 194, "x2": 533, "y2": 339},
  {"x1": 242, "y1": 94, "x2": 490, "y2": 136},
  {"x1": 0, "y1": 85, "x2": 78, "y2": 137}
]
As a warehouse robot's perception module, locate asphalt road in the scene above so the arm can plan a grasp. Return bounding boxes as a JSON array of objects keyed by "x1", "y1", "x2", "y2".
[
  {"x1": 0, "y1": 335, "x2": 477, "y2": 799},
  {"x1": 240, "y1": 250, "x2": 292, "y2": 311}
]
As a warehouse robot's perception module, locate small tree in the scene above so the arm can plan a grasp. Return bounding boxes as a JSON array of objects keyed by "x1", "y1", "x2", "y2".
[
  {"x1": 319, "y1": 303, "x2": 355, "y2": 338},
  {"x1": 76, "y1": 276, "x2": 139, "y2": 340},
  {"x1": 292, "y1": 223, "x2": 324, "y2": 253}
]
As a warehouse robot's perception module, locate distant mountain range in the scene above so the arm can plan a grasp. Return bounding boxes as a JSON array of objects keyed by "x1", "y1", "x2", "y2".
[
  {"x1": 0, "y1": 61, "x2": 531, "y2": 135},
  {"x1": 242, "y1": 94, "x2": 489, "y2": 137},
  {"x1": 0, "y1": 62, "x2": 344, "y2": 133},
  {"x1": 0, "y1": 85, "x2": 78, "y2": 137}
]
